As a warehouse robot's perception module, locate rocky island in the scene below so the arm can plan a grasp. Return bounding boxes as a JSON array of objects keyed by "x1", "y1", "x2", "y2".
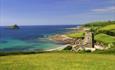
[{"x1": 8, "y1": 24, "x2": 20, "y2": 29}]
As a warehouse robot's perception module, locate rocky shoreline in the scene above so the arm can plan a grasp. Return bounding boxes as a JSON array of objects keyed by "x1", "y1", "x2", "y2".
[
  {"x1": 48, "y1": 27, "x2": 109, "y2": 52},
  {"x1": 49, "y1": 34, "x2": 73, "y2": 44}
]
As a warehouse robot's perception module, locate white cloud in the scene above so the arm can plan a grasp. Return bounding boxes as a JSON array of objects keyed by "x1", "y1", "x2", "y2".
[{"x1": 92, "y1": 6, "x2": 115, "y2": 13}]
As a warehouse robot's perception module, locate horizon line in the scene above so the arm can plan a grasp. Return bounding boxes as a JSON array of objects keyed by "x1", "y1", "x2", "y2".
[{"x1": 0, "y1": 24, "x2": 83, "y2": 26}]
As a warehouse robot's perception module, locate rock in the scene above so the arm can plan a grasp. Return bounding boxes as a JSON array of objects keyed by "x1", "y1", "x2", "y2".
[
  {"x1": 84, "y1": 47, "x2": 96, "y2": 52},
  {"x1": 49, "y1": 34, "x2": 73, "y2": 43},
  {"x1": 94, "y1": 45, "x2": 104, "y2": 50},
  {"x1": 9, "y1": 24, "x2": 19, "y2": 29}
]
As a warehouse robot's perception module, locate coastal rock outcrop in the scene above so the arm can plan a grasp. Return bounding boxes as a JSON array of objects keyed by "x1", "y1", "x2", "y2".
[
  {"x1": 8, "y1": 24, "x2": 20, "y2": 29},
  {"x1": 49, "y1": 34, "x2": 73, "y2": 44}
]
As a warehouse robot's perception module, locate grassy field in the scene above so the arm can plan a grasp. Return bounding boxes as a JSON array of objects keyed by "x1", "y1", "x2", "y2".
[
  {"x1": 83, "y1": 21, "x2": 115, "y2": 27},
  {"x1": 66, "y1": 32, "x2": 84, "y2": 38},
  {"x1": 95, "y1": 33, "x2": 115, "y2": 44},
  {"x1": 98, "y1": 24, "x2": 115, "y2": 31},
  {"x1": 0, "y1": 52, "x2": 115, "y2": 70}
]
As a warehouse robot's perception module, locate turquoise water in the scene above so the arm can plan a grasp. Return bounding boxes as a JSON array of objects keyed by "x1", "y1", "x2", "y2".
[{"x1": 0, "y1": 25, "x2": 77, "y2": 52}]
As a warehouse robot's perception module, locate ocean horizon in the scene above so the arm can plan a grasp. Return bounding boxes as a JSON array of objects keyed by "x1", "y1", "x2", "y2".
[{"x1": 0, "y1": 25, "x2": 78, "y2": 52}]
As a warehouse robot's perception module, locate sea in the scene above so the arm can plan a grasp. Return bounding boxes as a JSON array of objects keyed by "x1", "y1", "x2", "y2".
[{"x1": 0, "y1": 25, "x2": 78, "y2": 52}]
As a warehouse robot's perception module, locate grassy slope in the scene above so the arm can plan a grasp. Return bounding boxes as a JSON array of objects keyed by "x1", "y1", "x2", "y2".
[
  {"x1": 66, "y1": 32, "x2": 84, "y2": 38},
  {"x1": 0, "y1": 52, "x2": 115, "y2": 70},
  {"x1": 97, "y1": 24, "x2": 115, "y2": 36},
  {"x1": 98, "y1": 24, "x2": 115, "y2": 31},
  {"x1": 84, "y1": 21, "x2": 115, "y2": 27},
  {"x1": 95, "y1": 33, "x2": 115, "y2": 44},
  {"x1": 83, "y1": 21, "x2": 115, "y2": 34}
]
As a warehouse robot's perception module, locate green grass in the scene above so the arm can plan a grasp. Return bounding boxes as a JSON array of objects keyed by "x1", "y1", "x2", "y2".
[
  {"x1": 98, "y1": 24, "x2": 115, "y2": 31},
  {"x1": 84, "y1": 21, "x2": 115, "y2": 27},
  {"x1": 93, "y1": 46, "x2": 115, "y2": 55},
  {"x1": 95, "y1": 33, "x2": 115, "y2": 44},
  {"x1": 66, "y1": 32, "x2": 84, "y2": 38},
  {"x1": 83, "y1": 21, "x2": 115, "y2": 34},
  {"x1": 97, "y1": 24, "x2": 115, "y2": 36},
  {"x1": 111, "y1": 30, "x2": 115, "y2": 33},
  {"x1": 0, "y1": 52, "x2": 115, "y2": 70}
]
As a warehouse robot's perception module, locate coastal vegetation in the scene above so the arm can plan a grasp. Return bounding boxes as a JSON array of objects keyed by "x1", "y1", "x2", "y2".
[
  {"x1": 84, "y1": 21, "x2": 115, "y2": 47},
  {"x1": 83, "y1": 21, "x2": 115, "y2": 27},
  {"x1": 97, "y1": 24, "x2": 115, "y2": 36},
  {"x1": 95, "y1": 33, "x2": 115, "y2": 45},
  {"x1": 98, "y1": 24, "x2": 115, "y2": 31},
  {"x1": 66, "y1": 32, "x2": 84, "y2": 38}
]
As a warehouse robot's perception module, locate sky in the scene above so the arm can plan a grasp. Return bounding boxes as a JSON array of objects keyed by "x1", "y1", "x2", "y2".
[{"x1": 0, "y1": 0, "x2": 115, "y2": 26}]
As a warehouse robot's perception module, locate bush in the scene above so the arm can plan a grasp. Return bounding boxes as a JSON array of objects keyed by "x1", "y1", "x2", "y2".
[{"x1": 63, "y1": 46, "x2": 72, "y2": 50}]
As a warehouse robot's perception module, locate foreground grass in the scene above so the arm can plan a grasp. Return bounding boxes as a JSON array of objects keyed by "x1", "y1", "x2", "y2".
[{"x1": 0, "y1": 52, "x2": 115, "y2": 70}]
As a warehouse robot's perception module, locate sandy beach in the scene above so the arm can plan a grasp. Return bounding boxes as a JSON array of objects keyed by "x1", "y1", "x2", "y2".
[{"x1": 45, "y1": 44, "x2": 70, "y2": 51}]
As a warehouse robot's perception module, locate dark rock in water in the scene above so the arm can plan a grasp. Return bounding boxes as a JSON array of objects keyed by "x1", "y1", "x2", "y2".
[{"x1": 9, "y1": 24, "x2": 19, "y2": 29}]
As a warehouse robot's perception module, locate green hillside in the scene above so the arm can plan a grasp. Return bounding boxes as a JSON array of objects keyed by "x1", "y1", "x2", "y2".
[
  {"x1": 97, "y1": 24, "x2": 115, "y2": 36},
  {"x1": 95, "y1": 33, "x2": 115, "y2": 45},
  {"x1": 83, "y1": 21, "x2": 115, "y2": 46},
  {"x1": 66, "y1": 32, "x2": 84, "y2": 38},
  {"x1": 84, "y1": 21, "x2": 115, "y2": 27},
  {"x1": 98, "y1": 24, "x2": 115, "y2": 31}
]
